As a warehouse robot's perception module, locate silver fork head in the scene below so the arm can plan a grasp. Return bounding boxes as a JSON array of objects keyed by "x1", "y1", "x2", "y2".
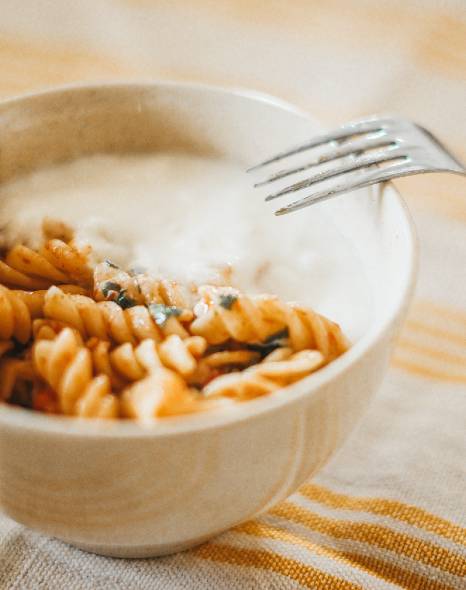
[{"x1": 248, "y1": 115, "x2": 465, "y2": 215}]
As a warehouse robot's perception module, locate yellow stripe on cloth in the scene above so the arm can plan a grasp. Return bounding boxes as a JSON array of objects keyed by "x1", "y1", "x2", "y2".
[
  {"x1": 393, "y1": 299, "x2": 466, "y2": 382},
  {"x1": 237, "y1": 520, "x2": 456, "y2": 590},
  {"x1": 236, "y1": 520, "x2": 401, "y2": 587},
  {"x1": 0, "y1": 34, "x2": 133, "y2": 98},
  {"x1": 391, "y1": 358, "x2": 466, "y2": 385},
  {"x1": 300, "y1": 484, "x2": 466, "y2": 546},
  {"x1": 396, "y1": 338, "x2": 466, "y2": 368},
  {"x1": 336, "y1": 550, "x2": 457, "y2": 590},
  {"x1": 417, "y1": 14, "x2": 466, "y2": 78},
  {"x1": 270, "y1": 502, "x2": 466, "y2": 577},
  {"x1": 194, "y1": 542, "x2": 362, "y2": 590},
  {"x1": 414, "y1": 301, "x2": 466, "y2": 328},
  {"x1": 402, "y1": 320, "x2": 466, "y2": 348}
]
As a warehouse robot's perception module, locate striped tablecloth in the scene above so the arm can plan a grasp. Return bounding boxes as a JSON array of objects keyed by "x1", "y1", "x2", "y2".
[{"x1": 1, "y1": 2, "x2": 465, "y2": 588}]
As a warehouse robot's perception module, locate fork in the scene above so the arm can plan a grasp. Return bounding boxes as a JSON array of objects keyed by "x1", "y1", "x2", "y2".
[{"x1": 248, "y1": 115, "x2": 465, "y2": 215}]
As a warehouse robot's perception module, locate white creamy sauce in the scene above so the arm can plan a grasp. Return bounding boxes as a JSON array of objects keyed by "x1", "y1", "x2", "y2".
[{"x1": 0, "y1": 153, "x2": 371, "y2": 339}]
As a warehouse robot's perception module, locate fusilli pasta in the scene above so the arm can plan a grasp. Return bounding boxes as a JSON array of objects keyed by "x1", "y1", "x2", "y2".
[
  {"x1": 191, "y1": 286, "x2": 348, "y2": 362},
  {"x1": 203, "y1": 349, "x2": 324, "y2": 400},
  {"x1": 33, "y1": 328, "x2": 119, "y2": 418},
  {"x1": 0, "y1": 240, "x2": 92, "y2": 289},
  {"x1": 93, "y1": 261, "x2": 194, "y2": 309},
  {"x1": 120, "y1": 368, "x2": 208, "y2": 420},
  {"x1": 43, "y1": 286, "x2": 191, "y2": 344},
  {"x1": 0, "y1": 285, "x2": 34, "y2": 344},
  {"x1": 0, "y1": 226, "x2": 348, "y2": 420},
  {"x1": 0, "y1": 358, "x2": 35, "y2": 402}
]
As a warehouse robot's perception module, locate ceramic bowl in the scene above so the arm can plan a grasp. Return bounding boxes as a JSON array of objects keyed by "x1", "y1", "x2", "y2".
[{"x1": 0, "y1": 82, "x2": 417, "y2": 557}]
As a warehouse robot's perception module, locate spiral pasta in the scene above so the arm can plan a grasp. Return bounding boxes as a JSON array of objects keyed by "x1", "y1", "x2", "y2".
[
  {"x1": 0, "y1": 284, "x2": 90, "y2": 344},
  {"x1": 93, "y1": 261, "x2": 194, "y2": 309},
  {"x1": 1, "y1": 227, "x2": 349, "y2": 420},
  {"x1": 204, "y1": 349, "x2": 324, "y2": 400},
  {"x1": 9, "y1": 284, "x2": 87, "y2": 320},
  {"x1": 0, "y1": 358, "x2": 35, "y2": 402},
  {"x1": 191, "y1": 286, "x2": 348, "y2": 363},
  {"x1": 0, "y1": 341, "x2": 13, "y2": 359},
  {"x1": 74, "y1": 375, "x2": 119, "y2": 419},
  {"x1": 0, "y1": 285, "x2": 34, "y2": 344},
  {"x1": 33, "y1": 327, "x2": 119, "y2": 418},
  {"x1": 0, "y1": 240, "x2": 92, "y2": 289},
  {"x1": 88, "y1": 339, "x2": 156, "y2": 390},
  {"x1": 120, "y1": 368, "x2": 208, "y2": 420},
  {"x1": 32, "y1": 318, "x2": 81, "y2": 341},
  {"x1": 43, "y1": 286, "x2": 192, "y2": 344},
  {"x1": 88, "y1": 334, "x2": 208, "y2": 391}
]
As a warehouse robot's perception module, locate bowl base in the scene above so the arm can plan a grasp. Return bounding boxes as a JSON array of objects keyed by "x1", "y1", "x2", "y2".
[{"x1": 57, "y1": 534, "x2": 217, "y2": 559}]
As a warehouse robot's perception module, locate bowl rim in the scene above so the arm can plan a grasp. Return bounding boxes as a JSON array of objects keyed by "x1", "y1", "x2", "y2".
[{"x1": 0, "y1": 80, "x2": 419, "y2": 438}]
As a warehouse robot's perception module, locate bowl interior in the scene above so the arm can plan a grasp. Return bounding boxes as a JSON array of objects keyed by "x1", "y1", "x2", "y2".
[{"x1": 0, "y1": 82, "x2": 416, "y2": 434}]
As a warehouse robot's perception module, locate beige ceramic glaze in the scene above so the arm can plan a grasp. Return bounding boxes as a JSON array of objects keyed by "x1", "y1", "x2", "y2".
[{"x1": 0, "y1": 82, "x2": 417, "y2": 558}]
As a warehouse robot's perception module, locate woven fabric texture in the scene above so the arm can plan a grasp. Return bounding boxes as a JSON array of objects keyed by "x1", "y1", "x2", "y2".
[{"x1": 0, "y1": 1, "x2": 465, "y2": 588}]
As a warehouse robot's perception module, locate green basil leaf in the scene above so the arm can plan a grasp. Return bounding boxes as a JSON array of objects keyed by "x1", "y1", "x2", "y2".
[
  {"x1": 219, "y1": 293, "x2": 238, "y2": 310},
  {"x1": 101, "y1": 281, "x2": 121, "y2": 298},
  {"x1": 115, "y1": 290, "x2": 136, "y2": 309},
  {"x1": 149, "y1": 303, "x2": 182, "y2": 326}
]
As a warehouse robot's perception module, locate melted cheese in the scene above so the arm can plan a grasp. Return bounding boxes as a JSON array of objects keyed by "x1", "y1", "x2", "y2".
[{"x1": 0, "y1": 152, "x2": 371, "y2": 339}]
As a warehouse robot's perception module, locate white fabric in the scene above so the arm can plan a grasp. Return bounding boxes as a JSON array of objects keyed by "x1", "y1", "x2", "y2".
[{"x1": 0, "y1": 1, "x2": 465, "y2": 588}]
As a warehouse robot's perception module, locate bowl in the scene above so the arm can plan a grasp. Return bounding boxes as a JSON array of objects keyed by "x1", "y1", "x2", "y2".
[{"x1": 0, "y1": 82, "x2": 417, "y2": 557}]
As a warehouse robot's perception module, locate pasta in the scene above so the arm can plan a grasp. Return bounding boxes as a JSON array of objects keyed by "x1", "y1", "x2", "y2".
[
  {"x1": 43, "y1": 286, "x2": 191, "y2": 343},
  {"x1": 121, "y1": 368, "x2": 213, "y2": 420},
  {"x1": 0, "y1": 358, "x2": 35, "y2": 403},
  {"x1": 88, "y1": 338, "x2": 160, "y2": 389},
  {"x1": 0, "y1": 284, "x2": 87, "y2": 344},
  {"x1": 93, "y1": 261, "x2": 194, "y2": 309},
  {"x1": 0, "y1": 341, "x2": 13, "y2": 359},
  {"x1": 191, "y1": 286, "x2": 348, "y2": 361},
  {"x1": 0, "y1": 285, "x2": 34, "y2": 343},
  {"x1": 86, "y1": 335, "x2": 208, "y2": 391},
  {"x1": 203, "y1": 349, "x2": 324, "y2": 400},
  {"x1": 0, "y1": 225, "x2": 348, "y2": 420},
  {"x1": 33, "y1": 328, "x2": 119, "y2": 418},
  {"x1": 0, "y1": 241, "x2": 92, "y2": 289}
]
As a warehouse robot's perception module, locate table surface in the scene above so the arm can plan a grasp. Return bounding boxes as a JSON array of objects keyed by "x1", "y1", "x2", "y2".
[{"x1": 0, "y1": 2, "x2": 465, "y2": 588}]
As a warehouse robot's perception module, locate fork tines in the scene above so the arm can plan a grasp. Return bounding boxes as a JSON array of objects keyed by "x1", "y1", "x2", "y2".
[{"x1": 248, "y1": 116, "x2": 414, "y2": 215}]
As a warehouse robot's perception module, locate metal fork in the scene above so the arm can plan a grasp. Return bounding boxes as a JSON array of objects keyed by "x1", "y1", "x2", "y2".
[{"x1": 248, "y1": 115, "x2": 465, "y2": 215}]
